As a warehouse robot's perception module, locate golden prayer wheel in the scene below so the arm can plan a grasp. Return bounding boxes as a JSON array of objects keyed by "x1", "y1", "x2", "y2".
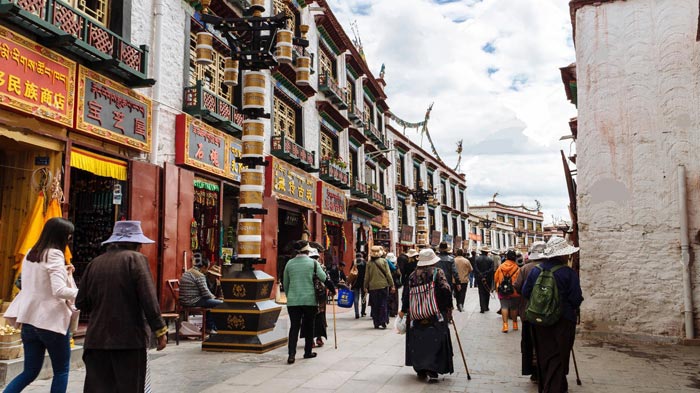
[
  {"x1": 195, "y1": 32, "x2": 214, "y2": 65},
  {"x1": 295, "y1": 55, "x2": 311, "y2": 86},
  {"x1": 238, "y1": 218, "x2": 262, "y2": 236},
  {"x1": 243, "y1": 71, "x2": 266, "y2": 111},
  {"x1": 242, "y1": 135, "x2": 265, "y2": 158},
  {"x1": 243, "y1": 119, "x2": 265, "y2": 137},
  {"x1": 240, "y1": 185, "x2": 264, "y2": 209},
  {"x1": 241, "y1": 167, "x2": 265, "y2": 186},
  {"x1": 237, "y1": 235, "x2": 262, "y2": 258},
  {"x1": 224, "y1": 58, "x2": 239, "y2": 86},
  {"x1": 275, "y1": 29, "x2": 293, "y2": 64}
]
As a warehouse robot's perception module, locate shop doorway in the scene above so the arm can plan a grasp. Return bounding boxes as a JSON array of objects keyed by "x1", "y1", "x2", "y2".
[
  {"x1": 277, "y1": 208, "x2": 304, "y2": 279},
  {"x1": 221, "y1": 182, "x2": 239, "y2": 265},
  {"x1": 68, "y1": 166, "x2": 128, "y2": 286},
  {"x1": 192, "y1": 178, "x2": 220, "y2": 267}
]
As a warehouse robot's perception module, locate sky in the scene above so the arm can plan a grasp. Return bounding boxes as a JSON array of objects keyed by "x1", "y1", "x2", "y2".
[{"x1": 324, "y1": 0, "x2": 577, "y2": 224}]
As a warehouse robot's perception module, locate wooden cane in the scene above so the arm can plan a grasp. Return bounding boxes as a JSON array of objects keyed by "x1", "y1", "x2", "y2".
[
  {"x1": 333, "y1": 294, "x2": 338, "y2": 349},
  {"x1": 450, "y1": 318, "x2": 471, "y2": 380},
  {"x1": 572, "y1": 347, "x2": 582, "y2": 385}
]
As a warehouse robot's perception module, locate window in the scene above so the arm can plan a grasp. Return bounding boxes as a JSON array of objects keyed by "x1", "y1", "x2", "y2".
[
  {"x1": 428, "y1": 172, "x2": 434, "y2": 194},
  {"x1": 528, "y1": 220, "x2": 534, "y2": 231},
  {"x1": 518, "y1": 219, "x2": 525, "y2": 229},
  {"x1": 397, "y1": 200, "x2": 403, "y2": 227},
  {"x1": 320, "y1": 131, "x2": 337, "y2": 160},
  {"x1": 364, "y1": 101, "x2": 373, "y2": 125},
  {"x1": 189, "y1": 32, "x2": 235, "y2": 103},
  {"x1": 459, "y1": 190, "x2": 465, "y2": 211},
  {"x1": 350, "y1": 148, "x2": 359, "y2": 181},
  {"x1": 71, "y1": 0, "x2": 110, "y2": 27},
  {"x1": 319, "y1": 48, "x2": 336, "y2": 81},
  {"x1": 396, "y1": 154, "x2": 404, "y2": 185},
  {"x1": 429, "y1": 209, "x2": 436, "y2": 232},
  {"x1": 536, "y1": 222, "x2": 542, "y2": 232},
  {"x1": 442, "y1": 213, "x2": 448, "y2": 234},
  {"x1": 451, "y1": 185, "x2": 457, "y2": 208},
  {"x1": 497, "y1": 214, "x2": 505, "y2": 222},
  {"x1": 377, "y1": 112, "x2": 383, "y2": 131},
  {"x1": 461, "y1": 220, "x2": 467, "y2": 241},
  {"x1": 401, "y1": 199, "x2": 408, "y2": 227},
  {"x1": 379, "y1": 170, "x2": 385, "y2": 194},
  {"x1": 273, "y1": 96, "x2": 298, "y2": 142},
  {"x1": 273, "y1": 0, "x2": 296, "y2": 30},
  {"x1": 366, "y1": 163, "x2": 376, "y2": 187},
  {"x1": 452, "y1": 217, "x2": 458, "y2": 237},
  {"x1": 441, "y1": 180, "x2": 447, "y2": 205}
]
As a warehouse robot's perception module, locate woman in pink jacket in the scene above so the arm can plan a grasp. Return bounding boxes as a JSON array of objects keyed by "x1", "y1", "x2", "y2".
[{"x1": 4, "y1": 217, "x2": 77, "y2": 393}]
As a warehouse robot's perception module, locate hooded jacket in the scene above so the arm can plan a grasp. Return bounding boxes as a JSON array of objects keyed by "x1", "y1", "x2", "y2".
[{"x1": 494, "y1": 259, "x2": 521, "y2": 299}]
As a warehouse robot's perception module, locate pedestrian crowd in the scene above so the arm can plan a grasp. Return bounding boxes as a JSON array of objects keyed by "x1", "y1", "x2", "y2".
[
  {"x1": 2, "y1": 215, "x2": 582, "y2": 393},
  {"x1": 282, "y1": 235, "x2": 584, "y2": 393}
]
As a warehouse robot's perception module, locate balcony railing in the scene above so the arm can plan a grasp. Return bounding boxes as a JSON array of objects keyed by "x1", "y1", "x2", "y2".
[
  {"x1": 347, "y1": 101, "x2": 364, "y2": 127},
  {"x1": 350, "y1": 177, "x2": 368, "y2": 198},
  {"x1": 320, "y1": 160, "x2": 350, "y2": 189},
  {"x1": 318, "y1": 71, "x2": 348, "y2": 110},
  {"x1": 0, "y1": 0, "x2": 153, "y2": 86},
  {"x1": 364, "y1": 122, "x2": 388, "y2": 149},
  {"x1": 369, "y1": 188, "x2": 383, "y2": 206},
  {"x1": 183, "y1": 80, "x2": 243, "y2": 136},
  {"x1": 271, "y1": 133, "x2": 318, "y2": 172}
]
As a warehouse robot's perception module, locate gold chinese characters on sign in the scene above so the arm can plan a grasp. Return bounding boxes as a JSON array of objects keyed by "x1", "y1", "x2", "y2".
[{"x1": 267, "y1": 156, "x2": 316, "y2": 209}]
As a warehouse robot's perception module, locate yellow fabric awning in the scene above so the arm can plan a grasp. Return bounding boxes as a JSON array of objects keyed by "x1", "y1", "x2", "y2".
[{"x1": 70, "y1": 148, "x2": 127, "y2": 181}]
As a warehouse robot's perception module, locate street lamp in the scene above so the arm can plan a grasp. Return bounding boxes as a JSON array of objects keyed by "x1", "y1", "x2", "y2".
[
  {"x1": 514, "y1": 229, "x2": 524, "y2": 250},
  {"x1": 481, "y1": 216, "x2": 493, "y2": 229},
  {"x1": 408, "y1": 181, "x2": 436, "y2": 248}
]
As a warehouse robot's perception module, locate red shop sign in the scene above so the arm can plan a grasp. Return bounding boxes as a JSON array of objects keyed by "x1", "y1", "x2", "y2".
[
  {"x1": 0, "y1": 25, "x2": 76, "y2": 127},
  {"x1": 317, "y1": 181, "x2": 347, "y2": 220}
]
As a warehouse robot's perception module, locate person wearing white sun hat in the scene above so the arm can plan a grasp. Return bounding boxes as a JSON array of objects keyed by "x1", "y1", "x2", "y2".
[
  {"x1": 399, "y1": 248, "x2": 454, "y2": 383},
  {"x1": 522, "y1": 236, "x2": 583, "y2": 393}
]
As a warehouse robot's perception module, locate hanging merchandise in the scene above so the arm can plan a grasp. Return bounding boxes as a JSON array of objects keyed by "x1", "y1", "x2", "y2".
[
  {"x1": 324, "y1": 221, "x2": 331, "y2": 250},
  {"x1": 193, "y1": 179, "x2": 220, "y2": 264},
  {"x1": 341, "y1": 226, "x2": 347, "y2": 254}
]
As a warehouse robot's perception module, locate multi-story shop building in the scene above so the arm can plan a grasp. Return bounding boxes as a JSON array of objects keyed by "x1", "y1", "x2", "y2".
[
  {"x1": 386, "y1": 123, "x2": 469, "y2": 252},
  {"x1": 469, "y1": 201, "x2": 544, "y2": 253}
]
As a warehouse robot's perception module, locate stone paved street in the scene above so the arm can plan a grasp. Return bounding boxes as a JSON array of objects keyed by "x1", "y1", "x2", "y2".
[{"x1": 22, "y1": 289, "x2": 700, "y2": 392}]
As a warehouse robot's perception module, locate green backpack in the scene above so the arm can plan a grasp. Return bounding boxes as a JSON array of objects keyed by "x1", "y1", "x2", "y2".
[{"x1": 525, "y1": 264, "x2": 564, "y2": 326}]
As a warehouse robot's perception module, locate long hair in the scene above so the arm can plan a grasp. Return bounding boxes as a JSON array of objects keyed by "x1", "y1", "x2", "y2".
[{"x1": 27, "y1": 217, "x2": 74, "y2": 262}]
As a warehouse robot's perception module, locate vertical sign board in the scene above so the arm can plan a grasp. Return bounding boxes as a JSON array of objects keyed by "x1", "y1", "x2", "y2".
[
  {"x1": 431, "y1": 230, "x2": 442, "y2": 247},
  {"x1": 0, "y1": 25, "x2": 76, "y2": 127},
  {"x1": 175, "y1": 114, "x2": 227, "y2": 177},
  {"x1": 76, "y1": 66, "x2": 152, "y2": 152},
  {"x1": 228, "y1": 138, "x2": 242, "y2": 182},
  {"x1": 400, "y1": 225, "x2": 414, "y2": 246},
  {"x1": 317, "y1": 181, "x2": 347, "y2": 220}
]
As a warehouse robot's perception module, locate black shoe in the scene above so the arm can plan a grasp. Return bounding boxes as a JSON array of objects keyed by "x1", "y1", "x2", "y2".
[
  {"x1": 361, "y1": 313, "x2": 366, "y2": 317},
  {"x1": 486, "y1": 308, "x2": 490, "y2": 311},
  {"x1": 355, "y1": 315, "x2": 360, "y2": 319},
  {"x1": 496, "y1": 309, "x2": 502, "y2": 315},
  {"x1": 303, "y1": 352, "x2": 317, "y2": 359},
  {"x1": 480, "y1": 310, "x2": 485, "y2": 314},
  {"x1": 380, "y1": 323, "x2": 387, "y2": 329},
  {"x1": 417, "y1": 371, "x2": 427, "y2": 380},
  {"x1": 287, "y1": 356, "x2": 295, "y2": 364}
]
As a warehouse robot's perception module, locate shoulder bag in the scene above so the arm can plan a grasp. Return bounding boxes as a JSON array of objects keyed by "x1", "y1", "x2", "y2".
[
  {"x1": 409, "y1": 269, "x2": 440, "y2": 320},
  {"x1": 312, "y1": 263, "x2": 326, "y2": 305}
]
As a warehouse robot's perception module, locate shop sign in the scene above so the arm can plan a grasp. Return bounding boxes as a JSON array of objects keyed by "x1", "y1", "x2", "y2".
[
  {"x1": 76, "y1": 66, "x2": 152, "y2": 152},
  {"x1": 443, "y1": 233, "x2": 453, "y2": 244},
  {"x1": 317, "y1": 181, "x2": 346, "y2": 220},
  {"x1": 175, "y1": 114, "x2": 242, "y2": 181},
  {"x1": 266, "y1": 156, "x2": 316, "y2": 209},
  {"x1": 431, "y1": 230, "x2": 442, "y2": 246},
  {"x1": 454, "y1": 235, "x2": 463, "y2": 250},
  {"x1": 400, "y1": 225, "x2": 414, "y2": 245},
  {"x1": 469, "y1": 233, "x2": 482, "y2": 241},
  {"x1": 0, "y1": 25, "x2": 76, "y2": 127},
  {"x1": 228, "y1": 139, "x2": 242, "y2": 182}
]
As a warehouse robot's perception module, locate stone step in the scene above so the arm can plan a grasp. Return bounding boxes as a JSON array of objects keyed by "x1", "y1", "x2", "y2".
[{"x1": 0, "y1": 345, "x2": 84, "y2": 387}]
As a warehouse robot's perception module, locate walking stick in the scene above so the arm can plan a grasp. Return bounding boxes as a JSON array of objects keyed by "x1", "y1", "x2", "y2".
[
  {"x1": 450, "y1": 318, "x2": 471, "y2": 380},
  {"x1": 571, "y1": 348, "x2": 582, "y2": 385},
  {"x1": 333, "y1": 295, "x2": 338, "y2": 349}
]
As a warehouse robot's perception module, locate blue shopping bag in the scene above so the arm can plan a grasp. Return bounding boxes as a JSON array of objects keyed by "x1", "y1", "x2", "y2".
[{"x1": 337, "y1": 288, "x2": 354, "y2": 308}]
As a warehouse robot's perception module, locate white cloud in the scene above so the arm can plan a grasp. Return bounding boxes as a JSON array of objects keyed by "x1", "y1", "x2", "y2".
[{"x1": 326, "y1": 0, "x2": 577, "y2": 223}]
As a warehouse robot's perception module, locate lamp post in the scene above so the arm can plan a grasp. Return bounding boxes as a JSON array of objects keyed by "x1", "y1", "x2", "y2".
[
  {"x1": 481, "y1": 215, "x2": 493, "y2": 250},
  {"x1": 196, "y1": 0, "x2": 309, "y2": 353},
  {"x1": 514, "y1": 229, "x2": 524, "y2": 250},
  {"x1": 408, "y1": 181, "x2": 436, "y2": 248}
]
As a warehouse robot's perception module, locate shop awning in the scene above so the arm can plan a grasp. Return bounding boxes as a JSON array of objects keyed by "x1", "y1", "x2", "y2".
[{"x1": 70, "y1": 148, "x2": 127, "y2": 181}]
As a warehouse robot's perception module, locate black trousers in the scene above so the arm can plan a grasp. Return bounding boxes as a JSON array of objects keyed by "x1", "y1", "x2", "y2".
[
  {"x1": 533, "y1": 318, "x2": 576, "y2": 393},
  {"x1": 521, "y1": 321, "x2": 536, "y2": 376},
  {"x1": 454, "y1": 285, "x2": 467, "y2": 308},
  {"x1": 477, "y1": 279, "x2": 490, "y2": 312},
  {"x1": 288, "y1": 305, "x2": 317, "y2": 357},
  {"x1": 83, "y1": 348, "x2": 146, "y2": 393}
]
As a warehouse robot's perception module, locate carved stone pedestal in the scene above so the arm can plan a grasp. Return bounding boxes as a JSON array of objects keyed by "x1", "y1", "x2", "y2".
[{"x1": 202, "y1": 268, "x2": 287, "y2": 353}]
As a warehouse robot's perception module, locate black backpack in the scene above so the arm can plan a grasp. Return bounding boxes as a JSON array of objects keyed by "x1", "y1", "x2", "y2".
[{"x1": 497, "y1": 273, "x2": 514, "y2": 296}]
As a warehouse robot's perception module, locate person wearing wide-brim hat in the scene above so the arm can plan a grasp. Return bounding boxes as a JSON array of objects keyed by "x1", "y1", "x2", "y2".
[
  {"x1": 75, "y1": 221, "x2": 167, "y2": 392},
  {"x1": 363, "y1": 246, "x2": 395, "y2": 329},
  {"x1": 473, "y1": 245, "x2": 495, "y2": 313},
  {"x1": 514, "y1": 240, "x2": 547, "y2": 382},
  {"x1": 399, "y1": 249, "x2": 419, "y2": 289},
  {"x1": 522, "y1": 236, "x2": 583, "y2": 393},
  {"x1": 399, "y1": 248, "x2": 454, "y2": 382},
  {"x1": 206, "y1": 264, "x2": 224, "y2": 299}
]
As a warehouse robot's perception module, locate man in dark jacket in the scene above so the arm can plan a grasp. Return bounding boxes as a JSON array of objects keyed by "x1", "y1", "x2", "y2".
[
  {"x1": 473, "y1": 246, "x2": 495, "y2": 313},
  {"x1": 436, "y1": 242, "x2": 461, "y2": 293},
  {"x1": 522, "y1": 236, "x2": 584, "y2": 393},
  {"x1": 399, "y1": 248, "x2": 419, "y2": 286},
  {"x1": 76, "y1": 221, "x2": 167, "y2": 393},
  {"x1": 350, "y1": 252, "x2": 367, "y2": 318}
]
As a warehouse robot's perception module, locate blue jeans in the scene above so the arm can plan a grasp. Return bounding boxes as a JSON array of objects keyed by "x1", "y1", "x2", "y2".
[
  {"x1": 194, "y1": 297, "x2": 223, "y2": 330},
  {"x1": 352, "y1": 287, "x2": 366, "y2": 317},
  {"x1": 4, "y1": 324, "x2": 71, "y2": 393}
]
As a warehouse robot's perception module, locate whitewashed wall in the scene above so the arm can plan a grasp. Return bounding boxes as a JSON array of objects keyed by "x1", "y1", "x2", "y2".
[{"x1": 576, "y1": 0, "x2": 700, "y2": 340}]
